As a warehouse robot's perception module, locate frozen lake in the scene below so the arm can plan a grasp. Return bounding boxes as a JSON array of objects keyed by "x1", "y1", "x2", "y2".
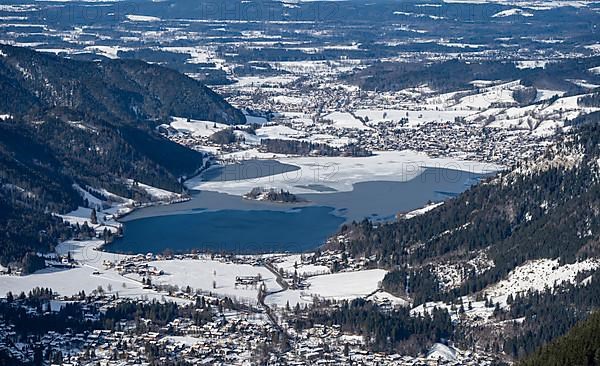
[{"x1": 111, "y1": 163, "x2": 490, "y2": 254}]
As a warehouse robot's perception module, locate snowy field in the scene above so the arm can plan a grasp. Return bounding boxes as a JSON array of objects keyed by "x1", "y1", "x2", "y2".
[
  {"x1": 441, "y1": 0, "x2": 590, "y2": 9},
  {"x1": 126, "y1": 179, "x2": 181, "y2": 201},
  {"x1": 125, "y1": 14, "x2": 161, "y2": 22},
  {"x1": 0, "y1": 238, "x2": 387, "y2": 308},
  {"x1": 160, "y1": 46, "x2": 218, "y2": 65},
  {"x1": 148, "y1": 259, "x2": 282, "y2": 304},
  {"x1": 355, "y1": 108, "x2": 474, "y2": 128},
  {"x1": 484, "y1": 258, "x2": 600, "y2": 305},
  {"x1": 265, "y1": 269, "x2": 387, "y2": 308},
  {"x1": 170, "y1": 117, "x2": 231, "y2": 137},
  {"x1": 402, "y1": 201, "x2": 444, "y2": 219},
  {"x1": 271, "y1": 254, "x2": 331, "y2": 277},
  {"x1": 0, "y1": 240, "x2": 184, "y2": 302},
  {"x1": 323, "y1": 112, "x2": 372, "y2": 130},
  {"x1": 461, "y1": 91, "x2": 598, "y2": 136},
  {"x1": 492, "y1": 8, "x2": 534, "y2": 17},
  {"x1": 366, "y1": 290, "x2": 410, "y2": 307},
  {"x1": 0, "y1": 240, "x2": 279, "y2": 304},
  {"x1": 233, "y1": 75, "x2": 298, "y2": 88}
]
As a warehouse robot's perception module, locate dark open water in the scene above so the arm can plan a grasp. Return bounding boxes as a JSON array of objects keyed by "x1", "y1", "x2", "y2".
[{"x1": 107, "y1": 164, "x2": 491, "y2": 254}]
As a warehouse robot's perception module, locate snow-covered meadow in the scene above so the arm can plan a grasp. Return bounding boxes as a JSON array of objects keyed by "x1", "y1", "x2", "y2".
[
  {"x1": 265, "y1": 269, "x2": 387, "y2": 308},
  {"x1": 0, "y1": 238, "x2": 396, "y2": 310},
  {"x1": 0, "y1": 239, "x2": 281, "y2": 305},
  {"x1": 355, "y1": 108, "x2": 474, "y2": 128},
  {"x1": 0, "y1": 240, "x2": 181, "y2": 302},
  {"x1": 148, "y1": 259, "x2": 281, "y2": 303},
  {"x1": 271, "y1": 254, "x2": 331, "y2": 277}
]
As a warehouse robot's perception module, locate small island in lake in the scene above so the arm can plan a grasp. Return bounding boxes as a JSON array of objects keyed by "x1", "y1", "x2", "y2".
[{"x1": 243, "y1": 187, "x2": 306, "y2": 203}]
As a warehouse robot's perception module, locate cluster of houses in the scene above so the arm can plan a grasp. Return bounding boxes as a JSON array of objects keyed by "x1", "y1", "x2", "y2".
[
  {"x1": 0, "y1": 292, "x2": 501, "y2": 366},
  {"x1": 0, "y1": 292, "x2": 280, "y2": 365},
  {"x1": 359, "y1": 117, "x2": 549, "y2": 167},
  {"x1": 275, "y1": 323, "x2": 499, "y2": 365},
  {"x1": 274, "y1": 249, "x2": 373, "y2": 280},
  {"x1": 156, "y1": 57, "x2": 559, "y2": 170},
  {"x1": 165, "y1": 78, "x2": 555, "y2": 170},
  {"x1": 186, "y1": 61, "x2": 558, "y2": 169}
]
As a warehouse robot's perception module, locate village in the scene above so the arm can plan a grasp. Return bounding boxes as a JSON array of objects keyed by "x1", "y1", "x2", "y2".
[
  {"x1": 155, "y1": 60, "x2": 582, "y2": 172},
  {"x1": 0, "y1": 280, "x2": 500, "y2": 366},
  {"x1": 0, "y1": 224, "x2": 501, "y2": 365}
]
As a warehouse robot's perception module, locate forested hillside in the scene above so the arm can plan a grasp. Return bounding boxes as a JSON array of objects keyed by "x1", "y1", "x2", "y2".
[
  {"x1": 0, "y1": 46, "x2": 244, "y2": 265},
  {"x1": 330, "y1": 118, "x2": 600, "y2": 359},
  {"x1": 518, "y1": 311, "x2": 600, "y2": 366},
  {"x1": 0, "y1": 45, "x2": 245, "y2": 125}
]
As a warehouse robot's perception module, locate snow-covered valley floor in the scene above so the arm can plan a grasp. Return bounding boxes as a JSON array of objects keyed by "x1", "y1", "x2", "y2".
[{"x1": 0, "y1": 239, "x2": 386, "y2": 309}]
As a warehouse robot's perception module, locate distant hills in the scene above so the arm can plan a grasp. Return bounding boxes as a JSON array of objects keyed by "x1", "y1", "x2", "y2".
[
  {"x1": 0, "y1": 45, "x2": 244, "y2": 265},
  {"x1": 348, "y1": 57, "x2": 600, "y2": 93}
]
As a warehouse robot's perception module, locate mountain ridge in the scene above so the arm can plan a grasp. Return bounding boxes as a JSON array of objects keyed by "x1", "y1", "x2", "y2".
[
  {"x1": 0, "y1": 45, "x2": 244, "y2": 265},
  {"x1": 0, "y1": 44, "x2": 246, "y2": 125}
]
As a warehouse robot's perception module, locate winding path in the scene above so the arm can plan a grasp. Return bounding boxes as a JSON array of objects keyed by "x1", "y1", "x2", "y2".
[{"x1": 258, "y1": 260, "x2": 292, "y2": 352}]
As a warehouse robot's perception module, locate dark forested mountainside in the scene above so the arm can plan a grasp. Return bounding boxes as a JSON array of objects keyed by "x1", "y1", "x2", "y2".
[
  {"x1": 517, "y1": 310, "x2": 600, "y2": 366},
  {"x1": 579, "y1": 92, "x2": 600, "y2": 108},
  {"x1": 329, "y1": 120, "x2": 600, "y2": 360},
  {"x1": 0, "y1": 46, "x2": 245, "y2": 265},
  {"x1": 335, "y1": 121, "x2": 600, "y2": 296},
  {"x1": 347, "y1": 57, "x2": 600, "y2": 93},
  {"x1": 501, "y1": 274, "x2": 600, "y2": 359},
  {"x1": 0, "y1": 45, "x2": 245, "y2": 125},
  {"x1": 568, "y1": 111, "x2": 600, "y2": 127}
]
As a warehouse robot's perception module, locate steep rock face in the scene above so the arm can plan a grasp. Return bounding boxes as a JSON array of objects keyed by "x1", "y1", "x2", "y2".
[{"x1": 0, "y1": 44, "x2": 246, "y2": 125}]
